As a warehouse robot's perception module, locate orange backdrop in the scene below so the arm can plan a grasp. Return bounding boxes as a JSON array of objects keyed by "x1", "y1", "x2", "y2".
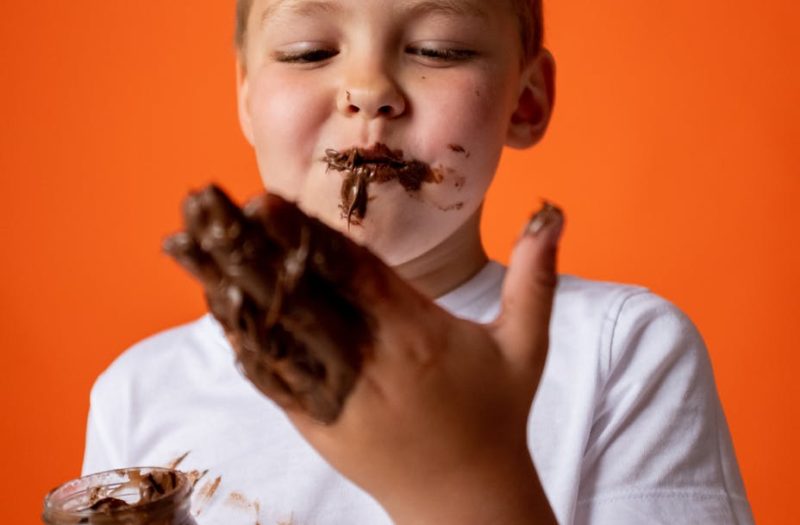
[{"x1": 1, "y1": 1, "x2": 797, "y2": 523}]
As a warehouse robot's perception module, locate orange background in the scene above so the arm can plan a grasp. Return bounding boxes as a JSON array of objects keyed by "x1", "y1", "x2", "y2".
[{"x1": 1, "y1": 1, "x2": 797, "y2": 523}]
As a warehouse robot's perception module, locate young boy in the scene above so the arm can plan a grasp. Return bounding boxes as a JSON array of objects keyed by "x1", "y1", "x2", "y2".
[{"x1": 82, "y1": 0, "x2": 754, "y2": 523}]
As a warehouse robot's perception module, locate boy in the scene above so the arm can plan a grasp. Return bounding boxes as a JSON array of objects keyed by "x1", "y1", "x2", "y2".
[{"x1": 82, "y1": 0, "x2": 754, "y2": 523}]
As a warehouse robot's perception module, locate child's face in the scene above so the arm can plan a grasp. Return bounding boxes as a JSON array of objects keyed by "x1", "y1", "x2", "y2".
[{"x1": 237, "y1": 0, "x2": 547, "y2": 265}]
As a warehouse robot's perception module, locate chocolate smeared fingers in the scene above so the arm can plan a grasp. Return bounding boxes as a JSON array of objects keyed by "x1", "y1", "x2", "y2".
[
  {"x1": 182, "y1": 185, "x2": 284, "y2": 306},
  {"x1": 163, "y1": 232, "x2": 243, "y2": 333},
  {"x1": 165, "y1": 184, "x2": 371, "y2": 423},
  {"x1": 246, "y1": 192, "x2": 395, "y2": 307}
]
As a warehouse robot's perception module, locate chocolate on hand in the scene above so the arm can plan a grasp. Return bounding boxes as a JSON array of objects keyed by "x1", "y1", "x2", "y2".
[{"x1": 163, "y1": 185, "x2": 374, "y2": 423}]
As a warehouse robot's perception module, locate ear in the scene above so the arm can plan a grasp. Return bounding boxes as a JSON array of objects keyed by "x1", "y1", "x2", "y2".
[
  {"x1": 505, "y1": 49, "x2": 556, "y2": 150},
  {"x1": 236, "y1": 58, "x2": 255, "y2": 146}
]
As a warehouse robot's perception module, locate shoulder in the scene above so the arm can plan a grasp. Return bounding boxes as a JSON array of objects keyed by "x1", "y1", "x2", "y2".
[
  {"x1": 554, "y1": 273, "x2": 677, "y2": 324},
  {"x1": 91, "y1": 314, "x2": 230, "y2": 400},
  {"x1": 552, "y1": 275, "x2": 700, "y2": 374}
]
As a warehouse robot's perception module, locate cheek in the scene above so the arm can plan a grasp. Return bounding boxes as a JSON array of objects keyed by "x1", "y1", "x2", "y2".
[
  {"x1": 412, "y1": 71, "x2": 516, "y2": 196},
  {"x1": 247, "y1": 71, "x2": 333, "y2": 189}
]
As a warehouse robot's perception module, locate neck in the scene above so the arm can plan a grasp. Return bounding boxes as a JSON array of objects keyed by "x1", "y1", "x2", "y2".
[{"x1": 392, "y1": 208, "x2": 488, "y2": 299}]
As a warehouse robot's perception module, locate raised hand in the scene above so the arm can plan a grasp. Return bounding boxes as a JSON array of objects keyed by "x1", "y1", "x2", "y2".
[{"x1": 164, "y1": 184, "x2": 562, "y2": 524}]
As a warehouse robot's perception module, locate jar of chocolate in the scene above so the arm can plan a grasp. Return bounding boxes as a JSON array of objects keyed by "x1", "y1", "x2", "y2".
[{"x1": 42, "y1": 467, "x2": 197, "y2": 525}]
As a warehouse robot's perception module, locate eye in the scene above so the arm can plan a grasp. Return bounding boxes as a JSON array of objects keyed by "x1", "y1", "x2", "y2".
[
  {"x1": 406, "y1": 46, "x2": 478, "y2": 63},
  {"x1": 274, "y1": 48, "x2": 339, "y2": 63}
]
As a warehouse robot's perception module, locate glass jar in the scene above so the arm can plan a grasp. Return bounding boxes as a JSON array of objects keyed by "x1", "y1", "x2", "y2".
[{"x1": 42, "y1": 467, "x2": 197, "y2": 525}]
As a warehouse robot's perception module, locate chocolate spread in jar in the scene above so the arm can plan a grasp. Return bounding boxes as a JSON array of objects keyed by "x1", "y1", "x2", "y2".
[
  {"x1": 42, "y1": 468, "x2": 196, "y2": 525},
  {"x1": 322, "y1": 143, "x2": 441, "y2": 227}
]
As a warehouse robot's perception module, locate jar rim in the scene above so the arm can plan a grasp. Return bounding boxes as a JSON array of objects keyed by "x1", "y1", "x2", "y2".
[{"x1": 43, "y1": 467, "x2": 193, "y2": 523}]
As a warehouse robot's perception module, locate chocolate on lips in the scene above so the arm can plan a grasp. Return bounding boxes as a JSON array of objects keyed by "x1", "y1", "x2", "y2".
[
  {"x1": 163, "y1": 185, "x2": 374, "y2": 424},
  {"x1": 322, "y1": 143, "x2": 442, "y2": 228}
]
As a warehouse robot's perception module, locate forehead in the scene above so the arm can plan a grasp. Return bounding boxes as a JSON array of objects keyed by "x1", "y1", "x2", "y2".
[{"x1": 256, "y1": 0, "x2": 500, "y2": 25}]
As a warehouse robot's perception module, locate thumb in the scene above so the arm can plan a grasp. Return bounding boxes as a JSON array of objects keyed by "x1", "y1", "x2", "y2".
[{"x1": 494, "y1": 202, "x2": 564, "y2": 368}]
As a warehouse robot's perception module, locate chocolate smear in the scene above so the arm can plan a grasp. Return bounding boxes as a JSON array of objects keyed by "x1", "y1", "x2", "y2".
[
  {"x1": 448, "y1": 143, "x2": 470, "y2": 158},
  {"x1": 167, "y1": 451, "x2": 191, "y2": 470},
  {"x1": 44, "y1": 468, "x2": 196, "y2": 525},
  {"x1": 79, "y1": 469, "x2": 181, "y2": 513},
  {"x1": 322, "y1": 143, "x2": 439, "y2": 228},
  {"x1": 164, "y1": 185, "x2": 373, "y2": 424}
]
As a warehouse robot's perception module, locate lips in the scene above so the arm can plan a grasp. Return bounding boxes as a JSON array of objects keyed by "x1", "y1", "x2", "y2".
[{"x1": 322, "y1": 143, "x2": 440, "y2": 228}]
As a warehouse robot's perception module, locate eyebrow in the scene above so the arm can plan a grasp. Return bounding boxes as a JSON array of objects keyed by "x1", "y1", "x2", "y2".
[
  {"x1": 260, "y1": 0, "x2": 488, "y2": 27},
  {"x1": 260, "y1": 0, "x2": 343, "y2": 27},
  {"x1": 403, "y1": 0, "x2": 489, "y2": 20}
]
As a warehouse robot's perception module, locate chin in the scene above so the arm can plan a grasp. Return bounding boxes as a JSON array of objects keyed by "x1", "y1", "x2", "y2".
[{"x1": 292, "y1": 183, "x2": 472, "y2": 268}]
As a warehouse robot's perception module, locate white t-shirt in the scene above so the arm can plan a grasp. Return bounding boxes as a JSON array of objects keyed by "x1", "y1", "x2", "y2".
[{"x1": 82, "y1": 263, "x2": 753, "y2": 524}]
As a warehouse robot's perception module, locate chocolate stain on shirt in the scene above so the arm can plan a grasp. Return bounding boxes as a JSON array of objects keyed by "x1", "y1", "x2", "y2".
[
  {"x1": 276, "y1": 513, "x2": 296, "y2": 525},
  {"x1": 167, "y1": 451, "x2": 191, "y2": 470},
  {"x1": 226, "y1": 491, "x2": 263, "y2": 525},
  {"x1": 194, "y1": 476, "x2": 222, "y2": 516}
]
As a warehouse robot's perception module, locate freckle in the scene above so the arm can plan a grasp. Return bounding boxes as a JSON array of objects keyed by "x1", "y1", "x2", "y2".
[
  {"x1": 475, "y1": 89, "x2": 481, "y2": 97},
  {"x1": 345, "y1": 90, "x2": 351, "y2": 102},
  {"x1": 421, "y1": 75, "x2": 427, "y2": 80}
]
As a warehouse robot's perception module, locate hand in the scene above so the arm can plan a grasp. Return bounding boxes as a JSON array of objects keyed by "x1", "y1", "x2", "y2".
[{"x1": 164, "y1": 185, "x2": 563, "y2": 525}]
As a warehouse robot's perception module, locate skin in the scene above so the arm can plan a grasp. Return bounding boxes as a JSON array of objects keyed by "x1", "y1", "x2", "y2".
[
  {"x1": 236, "y1": 0, "x2": 554, "y2": 297},
  {"x1": 229, "y1": 0, "x2": 559, "y2": 522}
]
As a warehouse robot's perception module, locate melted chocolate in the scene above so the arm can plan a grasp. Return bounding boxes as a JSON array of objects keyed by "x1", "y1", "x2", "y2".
[
  {"x1": 80, "y1": 469, "x2": 179, "y2": 513},
  {"x1": 322, "y1": 143, "x2": 439, "y2": 227},
  {"x1": 164, "y1": 185, "x2": 372, "y2": 423},
  {"x1": 43, "y1": 468, "x2": 195, "y2": 525}
]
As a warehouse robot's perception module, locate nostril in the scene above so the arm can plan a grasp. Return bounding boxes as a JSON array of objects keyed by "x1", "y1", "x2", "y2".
[
  {"x1": 347, "y1": 104, "x2": 360, "y2": 114},
  {"x1": 378, "y1": 105, "x2": 393, "y2": 116}
]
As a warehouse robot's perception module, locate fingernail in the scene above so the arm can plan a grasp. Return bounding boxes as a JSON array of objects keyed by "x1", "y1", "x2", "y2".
[
  {"x1": 525, "y1": 201, "x2": 564, "y2": 246},
  {"x1": 162, "y1": 232, "x2": 191, "y2": 256}
]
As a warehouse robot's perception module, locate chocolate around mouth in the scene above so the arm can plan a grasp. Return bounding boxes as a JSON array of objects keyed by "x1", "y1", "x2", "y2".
[{"x1": 322, "y1": 143, "x2": 440, "y2": 228}]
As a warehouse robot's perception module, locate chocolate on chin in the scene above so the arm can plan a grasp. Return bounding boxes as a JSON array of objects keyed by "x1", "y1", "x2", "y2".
[
  {"x1": 163, "y1": 185, "x2": 373, "y2": 424},
  {"x1": 322, "y1": 143, "x2": 440, "y2": 228}
]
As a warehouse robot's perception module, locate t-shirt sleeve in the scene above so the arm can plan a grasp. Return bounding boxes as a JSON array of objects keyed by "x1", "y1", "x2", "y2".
[{"x1": 574, "y1": 292, "x2": 754, "y2": 524}]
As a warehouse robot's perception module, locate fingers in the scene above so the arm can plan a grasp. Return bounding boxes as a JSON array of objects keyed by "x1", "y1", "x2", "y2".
[
  {"x1": 246, "y1": 192, "x2": 415, "y2": 322},
  {"x1": 182, "y1": 185, "x2": 284, "y2": 307},
  {"x1": 493, "y1": 202, "x2": 564, "y2": 371},
  {"x1": 163, "y1": 232, "x2": 243, "y2": 333},
  {"x1": 164, "y1": 184, "x2": 371, "y2": 424}
]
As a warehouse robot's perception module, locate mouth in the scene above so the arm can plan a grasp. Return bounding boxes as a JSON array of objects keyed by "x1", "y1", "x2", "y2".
[{"x1": 322, "y1": 143, "x2": 440, "y2": 229}]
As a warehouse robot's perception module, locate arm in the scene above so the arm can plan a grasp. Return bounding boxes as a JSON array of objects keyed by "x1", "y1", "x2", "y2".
[{"x1": 165, "y1": 187, "x2": 563, "y2": 524}]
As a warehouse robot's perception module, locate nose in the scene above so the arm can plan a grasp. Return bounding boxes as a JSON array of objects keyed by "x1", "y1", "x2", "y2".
[{"x1": 337, "y1": 67, "x2": 406, "y2": 119}]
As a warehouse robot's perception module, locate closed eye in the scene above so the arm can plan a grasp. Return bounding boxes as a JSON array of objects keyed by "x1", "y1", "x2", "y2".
[
  {"x1": 274, "y1": 48, "x2": 339, "y2": 63},
  {"x1": 406, "y1": 46, "x2": 477, "y2": 62}
]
